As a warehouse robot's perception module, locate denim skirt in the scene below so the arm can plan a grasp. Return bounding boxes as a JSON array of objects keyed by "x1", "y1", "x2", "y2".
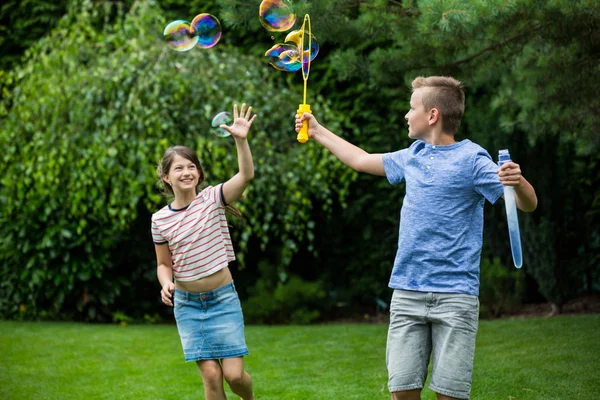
[{"x1": 173, "y1": 281, "x2": 249, "y2": 362}]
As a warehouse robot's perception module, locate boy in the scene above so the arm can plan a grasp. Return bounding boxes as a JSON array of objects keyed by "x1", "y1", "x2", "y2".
[{"x1": 294, "y1": 76, "x2": 537, "y2": 400}]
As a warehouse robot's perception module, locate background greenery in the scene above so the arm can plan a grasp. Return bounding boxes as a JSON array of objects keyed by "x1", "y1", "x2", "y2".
[{"x1": 1, "y1": 0, "x2": 599, "y2": 323}]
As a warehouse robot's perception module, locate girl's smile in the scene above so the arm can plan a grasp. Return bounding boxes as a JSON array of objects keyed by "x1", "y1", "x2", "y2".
[{"x1": 164, "y1": 154, "x2": 200, "y2": 194}]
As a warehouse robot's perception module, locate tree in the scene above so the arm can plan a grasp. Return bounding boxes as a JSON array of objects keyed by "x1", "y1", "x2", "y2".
[
  {"x1": 0, "y1": 0, "x2": 353, "y2": 321},
  {"x1": 218, "y1": 0, "x2": 600, "y2": 311}
]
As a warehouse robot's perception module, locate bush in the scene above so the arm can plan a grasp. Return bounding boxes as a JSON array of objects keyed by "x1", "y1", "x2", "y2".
[
  {"x1": 0, "y1": 0, "x2": 352, "y2": 321},
  {"x1": 479, "y1": 257, "x2": 524, "y2": 318},
  {"x1": 244, "y1": 274, "x2": 326, "y2": 325}
]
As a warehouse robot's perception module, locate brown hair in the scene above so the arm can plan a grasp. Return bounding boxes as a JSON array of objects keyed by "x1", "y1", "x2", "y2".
[
  {"x1": 156, "y1": 145, "x2": 242, "y2": 218},
  {"x1": 156, "y1": 146, "x2": 205, "y2": 196},
  {"x1": 411, "y1": 76, "x2": 465, "y2": 134}
]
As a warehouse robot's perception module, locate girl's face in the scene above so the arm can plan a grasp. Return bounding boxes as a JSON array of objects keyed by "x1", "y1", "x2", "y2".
[{"x1": 163, "y1": 154, "x2": 200, "y2": 195}]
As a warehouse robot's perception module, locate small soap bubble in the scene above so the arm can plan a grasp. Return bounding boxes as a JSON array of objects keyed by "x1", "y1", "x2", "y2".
[
  {"x1": 191, "y1": 13, "x2": 222, "y2": 48},
  {"x1": 211, "y1": 112, "x2": 232, "y2": 137},
  {"x1": 259, "y1": 0, "x2": 296, "y2": 32},
  {"x1": 164, "y1": 20, "x2": 198, "y2": 52}
]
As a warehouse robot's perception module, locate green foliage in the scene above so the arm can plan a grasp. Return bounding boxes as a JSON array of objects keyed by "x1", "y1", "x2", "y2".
[
  {"x1": 0, "y1": 0, "x2": 353, "y2": 321},
  {"x1": 244, "y1": 274, "x2": 326, "y2": 324},
  {"x1": 479, "y1": 257, "x2": 524, "y2": 318},
  {"x1": 220, "y1": 0, "x2": 600, "y2": 308},
  {"x1": 0, "y1": 0, "x2": 69, "y2": 71},
  {"x1": 2, "y1": 0, "x2": 599, "y2": 321}
]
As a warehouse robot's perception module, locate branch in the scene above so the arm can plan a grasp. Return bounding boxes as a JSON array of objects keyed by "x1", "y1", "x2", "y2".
[{"x1": 439, "y1": 23, "x2": 547, "y2": 68}]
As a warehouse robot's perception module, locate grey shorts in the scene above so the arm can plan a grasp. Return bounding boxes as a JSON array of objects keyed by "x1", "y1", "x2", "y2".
[{"x1": 386, "y1": 289, "x2": 479, "y2": 399}]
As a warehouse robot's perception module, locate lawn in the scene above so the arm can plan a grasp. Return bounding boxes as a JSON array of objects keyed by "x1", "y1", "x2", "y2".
[{"x1": 1, "y1": 315, "x2": 599, "y2": 399}]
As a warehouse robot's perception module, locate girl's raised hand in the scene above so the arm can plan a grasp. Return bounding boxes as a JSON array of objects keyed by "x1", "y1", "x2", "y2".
[{"x1": 219, "y1": 103, "x2": 257, "y2": 139}]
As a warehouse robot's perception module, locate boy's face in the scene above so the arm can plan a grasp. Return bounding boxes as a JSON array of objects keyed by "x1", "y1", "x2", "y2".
[{"x1": 405, "y1": 89, "x2": 432, "y2": 140}]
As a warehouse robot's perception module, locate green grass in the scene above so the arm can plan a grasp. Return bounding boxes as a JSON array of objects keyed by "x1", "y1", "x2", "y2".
[{"x1": 1, "y1": 315, "x2": 599, "y2": 399}]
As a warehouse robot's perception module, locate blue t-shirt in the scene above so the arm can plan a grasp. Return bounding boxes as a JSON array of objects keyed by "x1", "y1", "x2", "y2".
[{"x1": 382, "y1": 139, "x2": 504, "y2": 295}]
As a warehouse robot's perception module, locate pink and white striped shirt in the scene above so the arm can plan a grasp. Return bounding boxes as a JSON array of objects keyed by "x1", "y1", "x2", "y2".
[{"x1": 151, "y1": 184, "x2": 235, "y2": 282}]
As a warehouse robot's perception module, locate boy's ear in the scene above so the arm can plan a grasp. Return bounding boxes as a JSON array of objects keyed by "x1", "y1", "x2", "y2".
[{"x1": 428, "y1": 108, "x2": 440, "y2": 126}]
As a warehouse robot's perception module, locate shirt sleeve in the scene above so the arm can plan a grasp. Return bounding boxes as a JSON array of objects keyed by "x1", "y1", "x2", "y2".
[
  {"x1": 382, "y1": 149, "x2": 408, "y2": 184},
  {"x1": 219, "y1": 183, "x2": 228, "y2": 207},
  {"x1": 472, "y1": 150, "x2": 505, "y2": 204},
  {"x1": 201, "y1": 184, "x2": 226, "y2": 208},
  {"x1": 151, "y1": 218, "x2": 168, "y2": 245}
]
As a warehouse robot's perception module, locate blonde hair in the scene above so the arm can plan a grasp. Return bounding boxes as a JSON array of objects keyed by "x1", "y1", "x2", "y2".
[{"x1": 411, "y1": 76, "x2": 465, "y2": 133}]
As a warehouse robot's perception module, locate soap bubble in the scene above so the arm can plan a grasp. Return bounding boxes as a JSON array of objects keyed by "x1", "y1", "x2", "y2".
[
  {"x1": 164, "y1": 20, "x2": 198, "y2": 52},
  {"x1": 284, "y1": 29, "x2": 319, "y2": 62},
  {"x1": 211, "y1": 112, "x2": 232, "y2": 137},
  {"x1": 265, "y1": 43, "x2": 302, "y2": 72},
  {"x1": 259, "y1": 0, "x2": 296, "y2": 32},
  {"x1": 191, "y1": 14, "x2": 222, "y2": 48}
]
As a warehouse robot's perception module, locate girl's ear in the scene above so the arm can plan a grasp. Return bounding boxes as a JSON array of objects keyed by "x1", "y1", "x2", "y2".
[{"x1": 162, "y1": 175, "x2": 170, "y2": 185}]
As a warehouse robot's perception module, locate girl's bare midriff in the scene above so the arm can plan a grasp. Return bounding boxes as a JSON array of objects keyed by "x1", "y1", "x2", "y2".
[{"x1": 175, "y1": 266, "x2": 233, "y2": 293}]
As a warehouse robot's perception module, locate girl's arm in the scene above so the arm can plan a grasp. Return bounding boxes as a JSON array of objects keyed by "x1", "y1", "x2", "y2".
[
  {"x1": 220, "y1": 104, "x2": 257, "y2": 205},
  {"x1": 155, "y1": 244, "x2": 174, "y2": 307}
]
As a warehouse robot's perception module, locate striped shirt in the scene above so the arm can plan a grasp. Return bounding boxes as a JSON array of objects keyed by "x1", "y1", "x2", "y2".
[{"x1": 151, "y1": 184, "x2": 235, "y2": 282}]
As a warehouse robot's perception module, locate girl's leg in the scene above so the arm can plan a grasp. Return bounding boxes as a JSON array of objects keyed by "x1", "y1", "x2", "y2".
[
  {"x1": 221, "y1": 357, "x2": 254, "y2": 400},
  {"x1": 197, "y1": 360, "x2": 227, "y2": 400}
]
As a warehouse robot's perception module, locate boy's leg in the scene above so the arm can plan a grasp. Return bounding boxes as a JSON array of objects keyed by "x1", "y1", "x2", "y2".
[
  {"x1": 221, "y1": 356, "x2": 254, "y2": 400},
  {"x1": 391, "y1": 388, "x2": 421, "y2": 400},
  {"x1": 387, "y1": 289, "x2": 431, "y2": 398},
  {"x1": 428, "y1": 293, "x2": 479, "y2": 400},
  {"x1": 197, "y1": 360, "x2": 227, "y2": 400}
]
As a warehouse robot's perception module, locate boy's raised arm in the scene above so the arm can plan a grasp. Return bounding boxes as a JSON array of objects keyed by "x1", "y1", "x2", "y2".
[{"x1": 296, "y1": 112, "x2": 386, "y2": 176}]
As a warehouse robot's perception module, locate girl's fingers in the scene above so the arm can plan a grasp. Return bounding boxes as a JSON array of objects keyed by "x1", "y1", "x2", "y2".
[
  {"x1": 249, "y1": 114, "x2": 257, "y2": 125},
  {"x1": 233, "y1": 104, "x2": 239, "y2": 119},
  {"x1": 245, "y1": 106, "x2": 253, "y2": 120},
  {"x1": 239, "y1": 103, "x2": 247, "y2": 119},
  {"x1": 219, "y1": 125, "x2": 232, "y2": 133}
]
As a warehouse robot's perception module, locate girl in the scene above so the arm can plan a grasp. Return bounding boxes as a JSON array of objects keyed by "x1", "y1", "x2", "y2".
[{"x1": 152, "y1": 104, "x2": 257, "y2": 400}]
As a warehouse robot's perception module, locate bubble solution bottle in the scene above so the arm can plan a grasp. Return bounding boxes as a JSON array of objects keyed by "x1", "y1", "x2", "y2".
[{"x1": 498, "y1": 149, "x2": 523, "y2": 268}]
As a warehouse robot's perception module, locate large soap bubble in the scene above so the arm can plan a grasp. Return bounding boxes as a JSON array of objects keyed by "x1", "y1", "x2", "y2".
[
  {"x1": 259, "y1": 0, "x2": 296, "y2": 32},
  {"x1": 163, "y1": 20, "x2": 198, "y2": 52},
  {"x1": 191, "y1": 14, "x2": 222, "y2": 49}
]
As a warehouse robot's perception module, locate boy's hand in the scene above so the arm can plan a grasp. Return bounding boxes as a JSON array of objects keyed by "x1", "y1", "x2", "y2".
[
  {"x1": 220, "y1": 103, "x2": 257, "y2": 139},
  {"x1": 295, "y1": 112, "x2": 321, "y2": 138},
  {"x1": 497, "y1": 162, "x2": 522, "y2": 187},
  {"x1": 161, "y1": 282, "x2": 175, "y2": 307}
]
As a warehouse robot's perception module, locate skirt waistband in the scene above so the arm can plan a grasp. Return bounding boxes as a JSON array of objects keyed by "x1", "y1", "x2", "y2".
[{"x1": 174, "y1": 281, "x2": 235, "y2": 301}]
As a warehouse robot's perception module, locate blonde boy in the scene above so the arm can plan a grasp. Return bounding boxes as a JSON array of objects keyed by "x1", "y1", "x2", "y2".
[{"x1": 295, "y1": 76, "x2": 537, "y2": 400}]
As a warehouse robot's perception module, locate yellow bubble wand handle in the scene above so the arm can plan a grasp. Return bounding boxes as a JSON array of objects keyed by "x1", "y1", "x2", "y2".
[{"x1": 297, "y1": 14, "x2": 312, "y2": 143}]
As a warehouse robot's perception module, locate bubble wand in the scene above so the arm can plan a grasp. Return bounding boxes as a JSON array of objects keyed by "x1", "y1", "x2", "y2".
[
  {"x1": 296, "y1": 14, "x2": 312, "y2": 143},
  {"x1": 498, "y1": 149, "x2": 523, "y2": 268}
]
